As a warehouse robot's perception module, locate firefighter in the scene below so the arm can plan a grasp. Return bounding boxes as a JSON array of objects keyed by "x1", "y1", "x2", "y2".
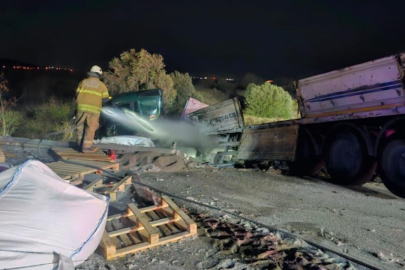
[{"x1": 75, "y1": 65, "x2": 109, "y2": 153}]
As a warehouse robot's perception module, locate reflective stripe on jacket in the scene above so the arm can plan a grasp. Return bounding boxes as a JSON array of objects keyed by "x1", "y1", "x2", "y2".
[{"x1": 76, "y1": 77, "x2": 109, "y2": 115}]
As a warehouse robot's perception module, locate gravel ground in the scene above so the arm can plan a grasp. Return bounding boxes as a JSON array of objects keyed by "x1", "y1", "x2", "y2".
[
  {"x1": 2, "y1": 145, "x2": 404, "y2": 269},
  {"x1": 136, "y1": 168, "x2": 405, "y2": 270}
]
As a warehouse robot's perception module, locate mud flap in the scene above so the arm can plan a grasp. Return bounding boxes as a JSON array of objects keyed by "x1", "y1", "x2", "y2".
[{"x1": 237, "y1": 124, "x2": 299, "y2": 161}]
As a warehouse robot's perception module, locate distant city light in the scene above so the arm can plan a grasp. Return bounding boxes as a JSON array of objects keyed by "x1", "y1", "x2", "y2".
[
  {"x1": 191, "y1": 76, "x2": 234, "y2": 81},
  {"x1": 2, "y1": 65, "x2": 74, "y2": 72}
]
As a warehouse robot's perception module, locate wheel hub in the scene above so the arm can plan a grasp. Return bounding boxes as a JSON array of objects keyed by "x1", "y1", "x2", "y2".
[{"x1": 331, "y1": 139, "x2": 361, "y2": 176}]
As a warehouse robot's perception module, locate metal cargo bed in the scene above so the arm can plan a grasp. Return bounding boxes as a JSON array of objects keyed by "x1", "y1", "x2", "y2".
[{"x1": 297, "y1": 53, "x2": 405, "y2": 122}]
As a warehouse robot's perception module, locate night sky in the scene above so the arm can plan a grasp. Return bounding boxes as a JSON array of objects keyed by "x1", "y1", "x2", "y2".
[{"x1": 1, "y1": 0, "x2": 405, "y2": 79}]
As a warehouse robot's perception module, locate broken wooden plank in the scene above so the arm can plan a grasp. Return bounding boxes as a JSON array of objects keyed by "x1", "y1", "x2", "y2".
[
  {"x1": 161, "y1": 196, "x2": 197, "y2": 234},
  {"x1": 107, "y1": 204, "x2": 168, "y2": 221},
  {"x1": 100, "y1": 195, "x2": 197, "y2": 260},
  {"x1": 47, "y1": 160, "x2": 118, "y2": 183},
  {"x1": 128, "y1": 232, "x2": 142, "y2": 245},
  {"x1": 147, "y1": 211, "x2": 171, "y2": 236},
  {"x1": 119, "y1": 234, "x2": 133, "y2": 247},
  {"x1": 106, "y1": 220, "x2": 114, "y2": 232},
  {"x1": 0, "y1": 136, "x2": 74, "y2": 148},
  {"x1": 107, "y1": 176, "x2": 132, "y2": 202},
  {"x1": 111, "y1": 237, "x2": 121, "y2": 248},
  {"x1": 100, "y1": 231, "x2": 116, "y2": 259},
  {"x1": 127, "y1": 203, "x2": 159, "y2": 244},
  {"x1": 113, "y1": 232, "x2": 190, "y2": 259},
  {"x1": 84, "y1": 179, "x2": 104, "y2": 191},
  {"x1": 109, "y1": 176, "x2": 132, "y2": 193},
  {"x1": 111, "y1": 219, "x2": 124, "y2": 230},
  {"x1": 0, "y1": 148, "x2": 5, "y2": 162},
  {"x1": 52, "y1": 147, "x2": 113, "y2": 163},
  {"x1": 108, "y1": 217, "x2": 176, "y2": 237}
]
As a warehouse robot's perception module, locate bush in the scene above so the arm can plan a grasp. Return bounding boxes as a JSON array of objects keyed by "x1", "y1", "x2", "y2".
[
  {"x1": 2, "y1": 110, "x2": 23, "y2": 136},
  {"x1": 170, "y1": 71, "x2": 196, "y2": 113},
  {"x1": 54, "y1": 120, "x2": 77, "y2": 142},
  {"x1": 244, "y1": 82, "x2": 298, "y2": 119},
  {"x1": 16, "y1": 99, "x2": 76, "y2": 140},
  {"x1": 0, "y1": 73, "x2": 23, "y2": 136},
  {"x1": 243, "y1": 115, "x2": 280, "y2": 126}
]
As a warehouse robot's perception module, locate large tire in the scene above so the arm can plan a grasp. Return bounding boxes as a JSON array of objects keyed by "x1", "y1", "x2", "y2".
[
  {"x1": 325, "y1": 130, "x2": 376, "y2": 185},
  {"x1": 380, "y1": 139, "x2": 405, "y2": 198},
  {"x1": 291, "y1": 130, "x2": 324, "y2": 176}
]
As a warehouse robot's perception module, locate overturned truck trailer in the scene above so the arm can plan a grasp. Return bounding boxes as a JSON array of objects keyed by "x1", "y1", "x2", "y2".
[{"x1": 239, "y1": 53, "x2": 405, "y2": 197}]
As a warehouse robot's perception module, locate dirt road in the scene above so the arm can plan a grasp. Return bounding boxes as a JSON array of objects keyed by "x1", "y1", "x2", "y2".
[{"x1": 137, "y1": 168, "x2": 405, "y2": 270}]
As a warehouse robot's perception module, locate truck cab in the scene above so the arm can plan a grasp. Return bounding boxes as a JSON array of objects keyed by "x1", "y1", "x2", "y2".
[{"x1": 98, "y1": 88, "x2": 163, "y2": 137}]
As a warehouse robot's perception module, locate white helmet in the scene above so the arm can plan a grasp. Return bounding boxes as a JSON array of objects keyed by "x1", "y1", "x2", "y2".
[{"x1": 90, "y1": 65, "x2": 102, "y2": 75}]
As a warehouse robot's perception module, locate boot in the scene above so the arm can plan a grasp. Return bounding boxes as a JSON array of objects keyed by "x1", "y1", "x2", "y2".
[{"x1": 82, "y1": 147, "x2": 99, "y2": 153}]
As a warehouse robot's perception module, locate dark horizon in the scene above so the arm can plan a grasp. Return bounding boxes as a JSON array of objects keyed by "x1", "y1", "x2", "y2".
[{"x1": 1, "y1": 0, "x2": 405, "y2": 80}]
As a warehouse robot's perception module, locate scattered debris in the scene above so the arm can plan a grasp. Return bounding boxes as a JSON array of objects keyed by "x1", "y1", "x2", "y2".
[
  {"x1": 190, "y1": 213, "x2": 356, "y2": 270},
  {"x1": 119, "y1": 152, "x2": 187, "y2": 173},
  {"x1": 267, "y1": 166, "x2": 282, "y2": 175},
  {"x1": 373, "y1": 252, "x2": 402, "y2": 264}
]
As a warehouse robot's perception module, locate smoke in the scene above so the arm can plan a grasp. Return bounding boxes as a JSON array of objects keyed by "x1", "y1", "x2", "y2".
[{"x1": 101, "y1": 107, "x2": 218, "y2": 149}]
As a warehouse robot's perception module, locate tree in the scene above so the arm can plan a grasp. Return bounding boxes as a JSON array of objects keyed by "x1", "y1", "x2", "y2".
[
  {"x1": 103, "y1": 49, "x2": 177, "y2": 113},
  {"x1": 170, "y1": 71, "x2": 196, "y2": 113},
  {"x1": 0, "y1": 74, "x2": 22, "y2": 136},
  {"x1": 244, "y1": 82, "x2": 297, "y2": 119}
]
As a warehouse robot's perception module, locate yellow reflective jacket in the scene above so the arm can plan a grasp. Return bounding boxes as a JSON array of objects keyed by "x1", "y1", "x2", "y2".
[{"x1": 76, "y1": 77, "x2": 109, "y2": 115}]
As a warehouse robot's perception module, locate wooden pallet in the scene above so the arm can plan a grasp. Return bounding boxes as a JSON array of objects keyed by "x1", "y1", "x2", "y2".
[
  {"x1": 0, "y1": 148, "x2": 4, "y2": 162},
  {"x1": 47, "y1": 160, "x2": 120, "y2": 185},
  {"x1": 100, "y1": 195, "x2": 197, "y2": 260},
  {"x1": 51, "y1": 147, "x2": 114, "y2": 163},
  {"x1": 84, "y1": 176, "x2": 132, "y2": 202}
]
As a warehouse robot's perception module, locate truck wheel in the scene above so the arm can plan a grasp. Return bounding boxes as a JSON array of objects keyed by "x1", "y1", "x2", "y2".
[
  {"x1": 380, "y1": 139, "x2": 405, "y2": 198},
  {"x1": 291, "y1": 130, "x2": 323, "y2": 176},
  {"x1": 325, "y1": 130, "x2": 375, "y2": 185}
]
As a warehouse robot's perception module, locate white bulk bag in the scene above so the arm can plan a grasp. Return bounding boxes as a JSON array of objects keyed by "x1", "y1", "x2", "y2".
[{"x1": 0, "y1": 160, "x2": 108, "y2": 270}]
